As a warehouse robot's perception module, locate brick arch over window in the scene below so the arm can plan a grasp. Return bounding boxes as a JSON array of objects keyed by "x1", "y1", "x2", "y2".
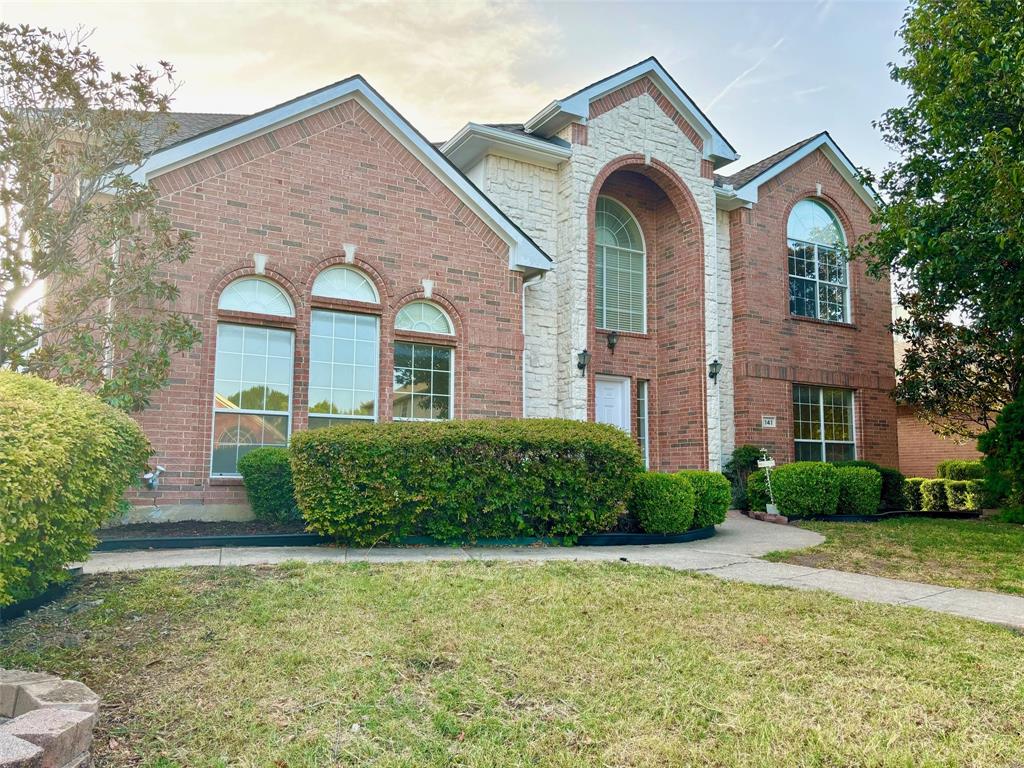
[
  {"x1": 586, "y1": 154, "x2": 709, "y2": 470},
  {"x1": 306, "y1": 255, "x2": 390, "y2": 308}
]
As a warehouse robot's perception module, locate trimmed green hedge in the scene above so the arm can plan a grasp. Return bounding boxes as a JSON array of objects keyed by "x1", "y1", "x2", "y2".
[
  {"x1": 290, "y1": 419, "x2": 644, "y2": 545},
  {"x1": 676, "y1": 470, "x2": 731, "y2": 528},
  {"x1": 746, "y1": 469, "x2": 770, "y2": 512},
  {"x1": 629, "y1": 472, "x2": 696, "y2": 533},
  {"x1": 771, "y1": 462, "x2": 841, "y2": 519},
  {"x1": 237, "y1": 447, "x2": 301, "y2": 524},
  {"x1": 920, "y1": 479, "x2": 949, "y2": 512},
  {"x1": 837, "y1": 460, "x2": 904, "y2": 510},
  {"x1": 946, "y1": 480, "x2": 984, "y2": 511},
  {"x1": 936, "y1": 459, "x2": 985, "y2": 480},
  {"x1": 835, "y1": 466, "x2": 882, "y2": 516},
  {"x1": 0, "y1": 372, "x2": 150, "y2": 606},
  {"x1": 903, "y1": 478, "x2": 926, "y2": 512}
]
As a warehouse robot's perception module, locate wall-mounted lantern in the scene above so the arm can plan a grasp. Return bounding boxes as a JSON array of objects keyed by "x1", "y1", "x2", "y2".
[
  {"x1": 577, "y1": 349, "x2": 592, "y2": 377},
  {"x1": 606, "y1": 330, "x2": 619, "y2": 351},
  {"x1": 708, "y1": 359, "x2": 723, "y2": 380}
]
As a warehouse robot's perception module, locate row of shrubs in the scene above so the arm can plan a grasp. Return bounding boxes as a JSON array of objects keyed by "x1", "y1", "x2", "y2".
[
  {"x1": 904, "y1": 478, "x2": 985, "y2": 512},
  {"x1": 240, "y1": 419, "x2": 731, "y2": 544},
  {"x1": 0, "y1": 373, "x2": 150, "y2": 606}
]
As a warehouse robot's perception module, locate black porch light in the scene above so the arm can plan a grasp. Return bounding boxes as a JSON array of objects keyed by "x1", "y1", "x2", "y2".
[
  {"x1": 606, "y1": 330, "x2": 619, "y2": 351},
  {"x1": 577, "y1": 349, "x2": 592, "y2": 377},
  {"x1": 708, "y1": 359, "x2": 723, "y2": 380}
]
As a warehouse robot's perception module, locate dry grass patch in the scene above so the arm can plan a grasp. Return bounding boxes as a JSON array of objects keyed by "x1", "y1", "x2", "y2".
[{"x1": 1, "y1": 561, "x2": 1022, "y2": 767}]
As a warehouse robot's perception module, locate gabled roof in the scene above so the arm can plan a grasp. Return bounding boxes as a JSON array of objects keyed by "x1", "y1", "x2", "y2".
[
  {"x1": 141, "y1": 112, "x2": 245, "y2": 153},
  {"x1": 441, "y1": 122, "x2": 571, "y2": 171},
  {"x1": 523, "y1": 57, "x2": 738, "y2": 167},
  {"x1": 714, "y1": 131, "x2": 879, "y2": 211},
  {"x1": 127, "y1": 76, "x2": 552, "y2": 272}
]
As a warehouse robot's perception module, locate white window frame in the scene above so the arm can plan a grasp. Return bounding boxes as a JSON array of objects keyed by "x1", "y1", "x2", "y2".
[
  {"x1": 210, "y1": 323, "x2": 295, "y2": 477},
  {"x1": 787, "y1": 200, "x2": 850, "y2": 324},
  {"x1": 636, "y1": 379, "x2": 650, "y2": 468},
  {"x1": 595, "y1": 196, "x2": 647, "y2": 334},
  {"x1": 793, "y1": 384, "x2": 857, "y2": 462},
  {"x1": 307, "y1": 309, "x2": 380, "y2": 428},
  {"x1": 392, "y1": 341, "x2": 455, "y2": 422},
  {"x1": 311, "y1": 266, "x2": 380, "y2": 304}
]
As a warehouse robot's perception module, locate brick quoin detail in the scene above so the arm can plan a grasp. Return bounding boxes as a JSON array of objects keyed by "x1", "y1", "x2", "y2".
[
  {"x1": 586, "y1": 154, "x2": 708, "y2": 470},
  {"x1": 700, "y1": 159, "x2": 715, "y2": 180},
  {"x1": 131, "y1": 99, "x2": 523, "y2": 510},
  {"x1": 589, "y1": 77, "x2": 705, "y2": 153},
  {"x1": 729, "y1": 149, "x2": 898, "y2": 466},
  {"x1": 571, "y1": 123, "x2": 589, "y2": 146}
]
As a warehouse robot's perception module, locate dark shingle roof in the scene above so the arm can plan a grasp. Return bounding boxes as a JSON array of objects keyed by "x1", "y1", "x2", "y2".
[
  {"x1": 714, "y1": 132, "x2": 825, "y2": 188},
  {"x1": 141, "y1": 111, "x2": 246, "y2": 153}
]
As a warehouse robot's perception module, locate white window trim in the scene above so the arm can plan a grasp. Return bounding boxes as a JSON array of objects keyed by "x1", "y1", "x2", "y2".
[
  {"x1": 307, "y1": 310, "x2": 380, "y2": 426},
  {"x1": 637, "y1": 379, "x2": 650, "y2": 468},
  {"x1": 788, "y1": 237, "x2": 851, "y2": 323},
  {"x1": 218, "y1": 277, "x2": 295, "y2": 317},
  {"x1": 596, "y1": 197, "x2": 648, "y2": 334},
  {"x1": 395, "y1": 301, "x2": 455, "y2": 336},
  {"x1": 311, "y1": 266, "x2": 380, "y2": 304},
  {"x1": 392, "y1": 341, "x2": 455, "y2": 422},
  {"x1": 210, "y1": 323, "x2": 295, "y2": 477},
  {"x1": 793, "y1": 385, "x2": 857, "y2": 462}
]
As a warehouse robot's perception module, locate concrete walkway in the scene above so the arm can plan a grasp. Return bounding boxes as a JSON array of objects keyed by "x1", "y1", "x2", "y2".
[{"x1": 82, "y1": 513, "x2": 1024, "y2": 631}]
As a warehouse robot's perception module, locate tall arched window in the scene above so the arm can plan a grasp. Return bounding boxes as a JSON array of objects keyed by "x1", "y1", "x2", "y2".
[
  {"x1": 595, "y1": 196, "x2": 646, "y2": 333},
  {"x1": 212, "y1": 278, "x2": 294, "y2": 475},
  {"x1": 787, "y1": 199, "x2": 849, "y2": 323},
  {"x1": 393, "y1": 300, "x2": 454, "y2": 421}
]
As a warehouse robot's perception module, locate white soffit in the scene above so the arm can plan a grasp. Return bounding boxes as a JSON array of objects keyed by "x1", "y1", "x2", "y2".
[{"x1": 442, "y1": 123, "x2": 572, "y2": 171}]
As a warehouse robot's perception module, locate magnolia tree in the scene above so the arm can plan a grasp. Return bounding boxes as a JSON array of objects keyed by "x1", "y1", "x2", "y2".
[
  {"x1": 862, "y1": 0, "x2": 1024, "y2": 440},
  {"x1": 0, "y1": 24, "x2": 199, "y2": 411}
]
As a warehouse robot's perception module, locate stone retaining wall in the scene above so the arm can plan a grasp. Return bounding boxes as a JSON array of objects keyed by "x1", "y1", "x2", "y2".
[{"x1": 0, "y1": 669, "x2": 99, "y2": 767}]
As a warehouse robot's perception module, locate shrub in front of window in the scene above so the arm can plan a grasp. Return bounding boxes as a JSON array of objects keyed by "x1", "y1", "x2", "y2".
[
  {"x1": 920, "y1": 479, "x2": 949, "y2": 512},
  {"x1": 676, "y1": 470, "x2": 731, "y2": 528},
  {"x1": 936, "y1": 459, "x2": 986, "y2": 480},
  {"x1": 290, "y1": 419, "x2": 644, "y2": 545},
  {"x1": 237, "y1": 447, "x2": 301, "y2": 524},
  {"x1": 771, "y1": 462, "x2": 841, "y2": 519},
  {"x1": 834, "y1": 466, "x2": 883, "y2": 517},
  {"x1": 945, "y1": 480, "x2": 983, "y2": 512},
  {"x1": 745, "y1": 469, "x2": 770, "y2": 512},
  {"x1": 0, "y1": 372, "x2": 150, "y2": 606},
  {"x1": 837, "y1": 460, "x2": 905, "y2": 510},
  {"x1": 903, "y1": 478, "x2": 926, "y2": 512},
  {"x1": 628, "y1": 473, "x2": 696, "y2": 534}
]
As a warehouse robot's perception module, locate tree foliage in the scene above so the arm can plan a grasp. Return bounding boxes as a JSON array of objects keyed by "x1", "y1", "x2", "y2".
[
  {"x1": 861, "y1": 0, "x2": 1024, "y2": 438},
  {"x1": 0, "y1": 24, "x2": 199, "y2": 411}
]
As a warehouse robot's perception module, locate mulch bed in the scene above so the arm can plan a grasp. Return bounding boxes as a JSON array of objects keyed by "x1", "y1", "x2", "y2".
[{"x1": 98, "y1": 519, "x2": 307, "y2": 540}]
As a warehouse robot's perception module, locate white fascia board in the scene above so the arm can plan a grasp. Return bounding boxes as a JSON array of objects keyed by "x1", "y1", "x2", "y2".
[
  {"x1": 731, "y1": 135, "x2": 880, "y2": 212},
  {"x1": 441, "y1": 123, "x2": 571, "y2": 171},
  {"x1": 126, "y1": 77, "x2": 552, "y2": 272}
]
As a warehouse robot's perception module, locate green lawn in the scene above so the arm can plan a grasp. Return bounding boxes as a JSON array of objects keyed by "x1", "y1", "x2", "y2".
[
  {"x1": 2, "y1": 562, "x2": 1022, "y2": 766},
  {"x1": 765, "y1": 517, "x2": 1024, "y2": 595}
]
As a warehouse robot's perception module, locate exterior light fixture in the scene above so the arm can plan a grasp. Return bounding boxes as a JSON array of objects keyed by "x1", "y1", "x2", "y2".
[
  {"x1": 606, "y1": 330, "x2": 619, "y2": 351},
  {"x1": 252, "y1": 253, "x2": 268, "y2": 275},
  {"x1": 577, "y1": 349, "x2": 592, "y2": 377},
  {"x1": 708, "y1": 359, "x2": 723, "y2": 380}
]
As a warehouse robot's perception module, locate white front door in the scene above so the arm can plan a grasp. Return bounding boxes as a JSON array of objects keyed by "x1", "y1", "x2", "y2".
[{"x1": 595, "y1": 376, "x2": 631, "y2": 434}]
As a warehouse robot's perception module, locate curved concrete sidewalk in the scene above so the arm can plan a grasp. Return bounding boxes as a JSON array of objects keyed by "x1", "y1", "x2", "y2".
[{"x1": 82, "y1": 513, "x2": 1024, "y2": 631}]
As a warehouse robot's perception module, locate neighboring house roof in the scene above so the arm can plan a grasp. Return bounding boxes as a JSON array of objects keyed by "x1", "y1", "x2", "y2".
[
  {"x1": 524, "y1": 56, "x2": 739, "y2": 166},
  {"x1": 141, "y1": 112, "x2": 245, "y2": 153},
  {"x1": 713, "y1": 131, "x2": 879, "y2": 212},
  {"x1": 126, "y1": 76, "x2": 552, "y2": 272}
]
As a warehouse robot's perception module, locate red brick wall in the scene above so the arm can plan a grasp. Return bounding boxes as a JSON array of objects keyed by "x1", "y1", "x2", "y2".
[
  {"x1": 586, "y1": 159, "x2": 707, "y2": 470},
  {"x1": 897, "y1": 405, "x2": 980, "y2": 477},
  {"x1": 131, "y1": 99, "x2": 522, "y2": 509},
  {"x1": 729, "y1": 149, "x2": 899, "y2": 467}
]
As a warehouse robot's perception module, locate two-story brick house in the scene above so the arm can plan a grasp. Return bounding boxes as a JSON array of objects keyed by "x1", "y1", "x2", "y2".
[{"x1": 123, "y1": 58, "x2": 897, "y2": 522}]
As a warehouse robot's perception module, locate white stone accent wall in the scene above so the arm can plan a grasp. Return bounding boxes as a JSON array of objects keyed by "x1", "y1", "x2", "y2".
[{"x1": 709, "y1": 209, "x2": 736, "y2": 469}]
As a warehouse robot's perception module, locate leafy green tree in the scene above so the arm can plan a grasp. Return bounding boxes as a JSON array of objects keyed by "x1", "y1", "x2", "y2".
[
  {"x1": 861, "y1": 0, "x2": 1024, "y2": 439},
  {"x1": 0, "y1": 24, "x2": 199, "y2": 411}
]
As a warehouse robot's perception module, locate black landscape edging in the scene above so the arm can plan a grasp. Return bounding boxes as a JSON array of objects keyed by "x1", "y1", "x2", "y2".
[
  {"x1": 577, "y1": 526, "x2": 716, "y2": 546},
  {"x1": 793, "y1": 510, "x2": 982, "y2": 523},
  {"x1": 0, "y1": 568, "x2": 82, "y2": 624}
]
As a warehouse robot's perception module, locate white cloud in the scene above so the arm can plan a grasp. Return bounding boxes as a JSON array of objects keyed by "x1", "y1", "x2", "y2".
[{"x1": 707, "y1": 36, "x2": 786, "y2": 110}]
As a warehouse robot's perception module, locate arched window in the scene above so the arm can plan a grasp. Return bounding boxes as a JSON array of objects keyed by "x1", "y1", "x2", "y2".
[
  {"x1": 312, "y1": 266, "x2": 379, "y2": 303},
  {"x1": 787, "y1": 200, "x2": 849, "y2": 323},
  {"x1": 393, "y1": 301, "x2": 454, "y2": 421},
  {"x1": 218, "y1": 277, "x2": 294, "y2": 316},
  {"x1": 212, "y1": 277, "x2": 294, "y2": 475},
  {"x1": 595, "y1": 196, "x2": 646, "y2": 333}
]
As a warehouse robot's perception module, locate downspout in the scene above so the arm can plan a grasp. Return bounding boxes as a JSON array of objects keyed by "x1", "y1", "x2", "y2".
[{"x1": 522, "y1": 271, "x2": 546, "y2": 417}]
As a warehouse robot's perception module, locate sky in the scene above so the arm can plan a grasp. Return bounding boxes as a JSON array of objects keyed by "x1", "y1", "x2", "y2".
[{"x1": 3, "y1": 0, "x2": 909, "y2": 177}]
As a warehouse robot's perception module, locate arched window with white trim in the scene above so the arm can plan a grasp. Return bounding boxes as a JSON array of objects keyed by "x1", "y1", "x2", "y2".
[
  {"x1": 312, "y1": 266, "x2": 379, "y2": 303},
  {"x1": 211, "y1": 278, "x2": 294, "y2": 475},
  {"x1": 595, "y1": 196, "x2": 646, "y2": 333},
  {"x1": 393, "y1": 300, "x2": 454, "y2": 421},
  {"x1": 787, "y1": 200, "x2": 849, "y2": 323}
]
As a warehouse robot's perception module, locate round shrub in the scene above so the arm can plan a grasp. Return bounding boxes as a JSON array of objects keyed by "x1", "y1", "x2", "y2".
[
  {"x1": 629, "y1": 472, "x2": 696, "y2": 534},
  {"x1": 290, "y1": 419, "x2": 644, "y2": 545},
  {"x1": 920, "y1": 479, "x2": 949, "y2": 512},
  {"x1": 0, "y1": 372, "x2": 150, "y2": 606},
  {"x1": 936, "y1": 459, "x2": 985, "y2": 480},
  {"x1": 903, "y1": 478, "x2": 926, "y2": 512},
  {"x1": 676, "y1": 470, "x2": 731, "y2": 527},
  {"x1": 771, "y1": 462, "x2": 840, "y2": 519},
  {"x1": 237, "y1": 447, "x2": 301, "y2": 524},
  {"x1": 838, "y1": 460, "x2": 904, "y2": 510},
  {"x1": 746, "y1": 469, "x2": 770, "y2": 512},
  {"x1": 834, "y1": 466, "x2": 882, "y2": 516}
]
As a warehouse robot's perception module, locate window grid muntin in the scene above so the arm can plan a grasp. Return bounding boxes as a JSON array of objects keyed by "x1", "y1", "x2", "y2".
[
  {"x1": 636, "y1": 379, "x2": 649, "y2": 468},
  {"x1": 211, "y1": 323, "x2": 294, "y2": 476},
  {"x1": 393, "y1": 341, "x2": 453, "y2": 421},
  {"x1": 596, "y1": 197, "x2": 646, "y2": 333},
  {"x1": 311, "y1": 266, "x2": 379, "y2": 303},
  {"x1": 218, "y1": 277, "x2": 294, "y2": 317},
  {"x1": 308, "y1": 309, "x2": 379, "y2": 425},
  {"x1": 395, "y1": 301, "x2": 454, "y2": 335},
  {"x1": 792, "y1": 384, "x2": 855, "y2": 462},
  {"x1": 787, "y1": 199, "x2": 849, "y2": 323}
]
